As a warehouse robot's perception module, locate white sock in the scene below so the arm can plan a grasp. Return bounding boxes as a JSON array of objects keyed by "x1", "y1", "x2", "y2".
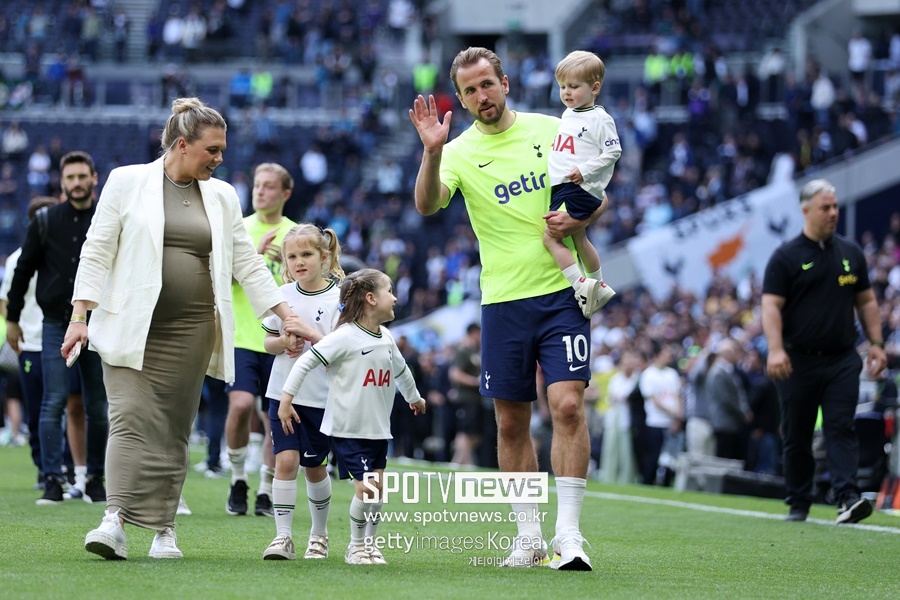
[
  {"x1": 272, "y1": 478, "x2": 296, "y2": 538},
  {"x1": 228, "y1": 446, "x2": 248, "y2": 483},
  {"x1": 511, "y1": 502, "x2": 542, "y2": 539},
  {"x1": 306, "y1": 476, "x2": 332, "y2": 536},
  {"x1": 555, "y1": 477, "x2": 586, "y2": 535},
  {"x1": 364, "y1": 501, "x2": 383, "y2": 540},
  {"x1": 74, "y1": 465, "x2": 87, "y2": 492},
  {"x1": 248, "y1": 431, "x2": 264, "y2": 456},
  {"x1": 562, "y1": 264, "x2": 582, "y2": 287},
  {"x1": 587, "y1": 268, "x2": 603, "y2": 281},
  {"x1": 349, "y1": 496, "x2": 369, "y2": 546},
  {"x1": 258, "y1": 464, "x2": 275, "y2": 496}
]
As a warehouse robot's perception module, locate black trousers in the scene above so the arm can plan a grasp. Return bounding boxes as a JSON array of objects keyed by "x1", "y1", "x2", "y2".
[{"x1": 775, "y1": 350, "x2": 862, "y2": 509}]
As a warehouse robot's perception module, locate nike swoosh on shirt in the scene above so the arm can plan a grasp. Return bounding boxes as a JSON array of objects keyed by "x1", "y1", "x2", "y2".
[
  {"x1": 569, "y1": 364, "x2": 587, "y2": 372},
  {"x1": 802, "y1": 262, "x2": 814, "y2": 270},
  {"x1": 361, "y1": 349, "x2": 374, "y2": 355},
  {"x1": 478, "y1": 160, "x2": 494, "y2": 168}
]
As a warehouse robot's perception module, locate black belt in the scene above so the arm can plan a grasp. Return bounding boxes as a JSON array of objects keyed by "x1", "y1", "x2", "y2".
[{"x1": 785, "y1": 343, "x2": 851, "y2": 357}]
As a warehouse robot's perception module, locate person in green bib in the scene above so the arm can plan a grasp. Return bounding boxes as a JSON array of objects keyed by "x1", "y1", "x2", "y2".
[{"x1": 224, "y1": 162, "x2": 297, "y2": 517}]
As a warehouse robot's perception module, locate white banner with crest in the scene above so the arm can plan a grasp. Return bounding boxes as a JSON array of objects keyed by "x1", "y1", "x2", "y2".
[{"x1": 626, "y1": 180, "x2": 804, "y2": 301}]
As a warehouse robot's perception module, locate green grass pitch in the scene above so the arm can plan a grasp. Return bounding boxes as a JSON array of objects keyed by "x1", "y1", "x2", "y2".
[{"x1": 1, "y1": 446, "x2": 898, "y2": 599}]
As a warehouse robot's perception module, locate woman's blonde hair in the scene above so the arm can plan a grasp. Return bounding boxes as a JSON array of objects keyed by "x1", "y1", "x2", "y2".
[
  {"x1": 160, "y1": 97, "x2": 227, "y2": 152},
  {"x1": 336, "y1": 268, "x2": 388, "y2": 329},
  {"x1": 280, "y1": 223, "x2": 345, "y2": 284}
]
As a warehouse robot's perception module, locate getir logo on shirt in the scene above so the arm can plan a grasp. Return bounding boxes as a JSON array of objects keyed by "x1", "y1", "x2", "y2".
[
  {"x1": 363, "y1": 369, "x2": 391, "y2": 386},
  {"x1": 494, "y1": 171, "x2": 547, "y2": 204}
]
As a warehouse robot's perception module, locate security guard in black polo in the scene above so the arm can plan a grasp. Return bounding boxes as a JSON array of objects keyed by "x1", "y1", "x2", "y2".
[{"x1": 761, "y1": 178, "x2": 887, "y2": 524}]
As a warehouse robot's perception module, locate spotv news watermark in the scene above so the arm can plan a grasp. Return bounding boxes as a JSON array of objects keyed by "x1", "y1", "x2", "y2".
[{"x1": 361, "y1": 471, "x2": 549, "y2": 504}]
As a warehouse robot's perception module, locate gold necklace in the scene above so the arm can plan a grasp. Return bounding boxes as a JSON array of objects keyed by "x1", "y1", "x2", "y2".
[{"x1": 164, "y1": 170, "x2": 194, "y2": 207}]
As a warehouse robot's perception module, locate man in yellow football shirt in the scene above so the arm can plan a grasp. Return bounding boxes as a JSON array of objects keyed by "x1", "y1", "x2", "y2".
[{"x1": 225, "y1": 163, "x2": 297, "y2": 516}]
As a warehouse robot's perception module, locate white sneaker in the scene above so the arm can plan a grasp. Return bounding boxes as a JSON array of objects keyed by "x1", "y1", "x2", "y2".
[
  {"x1": 345, "y1": 544, "x2": 373, "y2": 565},
  {"x1": 574, "y1": 277, "x2": 616, "y2": 318},
  {"x1": 501, "y1": 535, "x2": 550, "y2": 567},
  {"x1": 85, "y1": 510, "x2": 128, "y2": 560},
  {"x1": 176, "y1": 496, "x2": 192, "y2": 516},
  {"x1": 303, "y1": 534, "x2": 328, "y2": 559},
  {"x1": 550, "y1": 530, "x2": 592, "y2": 571},
  {"x1": 149, "y1": 527, "x2": 183, "y2": 559},
  {"x1": 368, "y1": 547, "x2": 387, "y2": 565},
  {"x1": 263, "y1": 535, "x2": 296, "y2": 560}
]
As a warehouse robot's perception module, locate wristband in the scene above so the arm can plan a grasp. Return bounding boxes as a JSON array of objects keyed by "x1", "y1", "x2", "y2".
[
  {"x1": 70, "y1": 314, "x2": 87, "y2": 324},
  {"x1": 869, "y1": 340, "x2": 884, "y2": 348}
]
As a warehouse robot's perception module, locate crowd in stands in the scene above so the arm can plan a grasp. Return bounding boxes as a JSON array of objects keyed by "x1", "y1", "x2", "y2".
[
  {"x1": 1, "y1": 2, "x2": 899, "y2": 319},
  {"x1": 382, "y1": 225, "x2": 899, "y2": 492},
  {"x1": 1, "y1": 1, "x2": 900, "y2": 484}
]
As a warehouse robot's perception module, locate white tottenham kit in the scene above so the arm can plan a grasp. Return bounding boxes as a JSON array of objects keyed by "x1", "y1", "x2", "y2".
[
  {"x1": 547, "y1": 105, "x2": 621, "y2": 199},
  {"x1": 282, "y1": 322, "x2": 421, "y2": 439},
  {"x1": 262, "y1": 280, "x2": 341, "y2": 408}
]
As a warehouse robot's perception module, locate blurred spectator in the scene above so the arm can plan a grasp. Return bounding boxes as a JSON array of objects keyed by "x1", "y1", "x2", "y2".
[
  {"x1": 387, "y1": 0, "x2": 414, "y2": 43},
  {"x1": 413, "y1": 54, "x2": 438, "y2": 96},
  {"x1": 299, "y1": 142, "x2": 327, "y2": 199},
  {"x1": 600, "y1": 349, "x2": 641, "y2": 483},
  {"x1": 162, "y1": 6, "x2": 184, "y2": 62},
  {"x1": 230, "y1": 171, "x2": 250, "y2": 214},
  {"x1": 810, "y1": 68, "x2": 836, "y2": 128},
  {"x1": 0, "y1": 162, "x2": 18, "y2": 206},
  {"x1": 26, "y1": 144, "x2": 51, "y2": 195},
  {"x1": 756, "y1": 46, "x2": 786, "y2": 103},
  {"x1": 448, "y1": 324, "x2": 484, "y2": 466},
  {"x1": 112, "y1": 8, "x2": 130, "y2": 63},
  {"x1": 744, "y1": 347, "x2": 780, "y2": 475},
  {"x1": 61, "y1": 3, "x2": 83, "y2": 55},
  {"x1": 207, "y1": 0, "x2": 233, "y2": 45},
  {"x1": 182, "y1": 6, "x2": 207, "y2": 63},
  {"x1": 1, "y1": 122, "x2": 28, "y2": 162},
  {"x1": 27, "y1": 6, "x2": 50, "y2": 45},
  {"x1": 229, "y1": 68, "x2": 252, "y2": 109},
  {"x1": 376, "y1": 157, "x2": 403, "y2": 199},
  {"x1": 253, "y1": 105, "x2": 279, "y2": 153},
  {"x1": 146, "y1": 12, "x2": 163, "y2": 62},
  {"x1": 66, "y1": 54, "x2": 88, "y2": 106},
  {"x1": 80, "y1": 6, "x2": 102, "y2": 62},
  {"x1": 251, "y1": 66, "x2": 273, "y2": 106},
  {"x1": 44, "y1": 52, "x2": 68, "y2": 105},
  {"x1": 848, "y1": 29, "x2": 873, "y2": 92},
  {"x1": 685, "y1": 345, "x2": 715, "y2": 456},
  {"x1": 706, "y1": 339, "x2": 750, "y2": 461},
  {"x1": 638, "y1": 342, "x2": 682, "y2": 485}
]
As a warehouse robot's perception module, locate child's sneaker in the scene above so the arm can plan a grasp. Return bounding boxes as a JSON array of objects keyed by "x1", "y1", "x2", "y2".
[
  {"x1": 263, "y1": 535, "x2": 296, "y2": 560},
  {"x1": 304, "y1": 534, "x2": 328, "y2": 559},
  {"x1": 345, "y1": 544, "x2": 373, "y2": 565},
  {"x1": 574, "y1": 277, "x2": 616, "y2": 318}
]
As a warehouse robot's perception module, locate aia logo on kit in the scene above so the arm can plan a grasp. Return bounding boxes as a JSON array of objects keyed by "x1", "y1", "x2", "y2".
[{"x1": 363, "y1": 369, "x2": 391, "y2": 387}]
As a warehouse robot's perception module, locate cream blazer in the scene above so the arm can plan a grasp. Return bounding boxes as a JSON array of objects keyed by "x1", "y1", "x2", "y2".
[{"x1": 72, "y1": 157, "x2": 283, "y2": 383}]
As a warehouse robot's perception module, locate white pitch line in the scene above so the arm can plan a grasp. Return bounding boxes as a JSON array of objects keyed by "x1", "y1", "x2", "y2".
[{"x1": 575, "y1": 488, "x2": 900, "y2": 535}]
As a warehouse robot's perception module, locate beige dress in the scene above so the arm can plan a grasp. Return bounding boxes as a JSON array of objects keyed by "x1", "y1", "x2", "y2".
[{"x1": 103, "y1": 178, "x2": 215, "y2": 530}]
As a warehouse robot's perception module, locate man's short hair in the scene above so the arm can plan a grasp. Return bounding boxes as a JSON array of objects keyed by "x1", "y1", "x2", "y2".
[
  {"x1": 799, "y1": 179, "x2": 835, "y2": 205},
  {"x1": 59, "y1": 150, "x2": 96, "y2": 175}
]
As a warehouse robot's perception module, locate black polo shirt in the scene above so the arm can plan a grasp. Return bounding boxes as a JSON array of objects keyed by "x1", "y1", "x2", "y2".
[
  {"x1": 6, "y1": 200, "x2": 97, "y2": 324},
  {"x1": 762, "y1": 232, "x2": 869, "y2": 354}
]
